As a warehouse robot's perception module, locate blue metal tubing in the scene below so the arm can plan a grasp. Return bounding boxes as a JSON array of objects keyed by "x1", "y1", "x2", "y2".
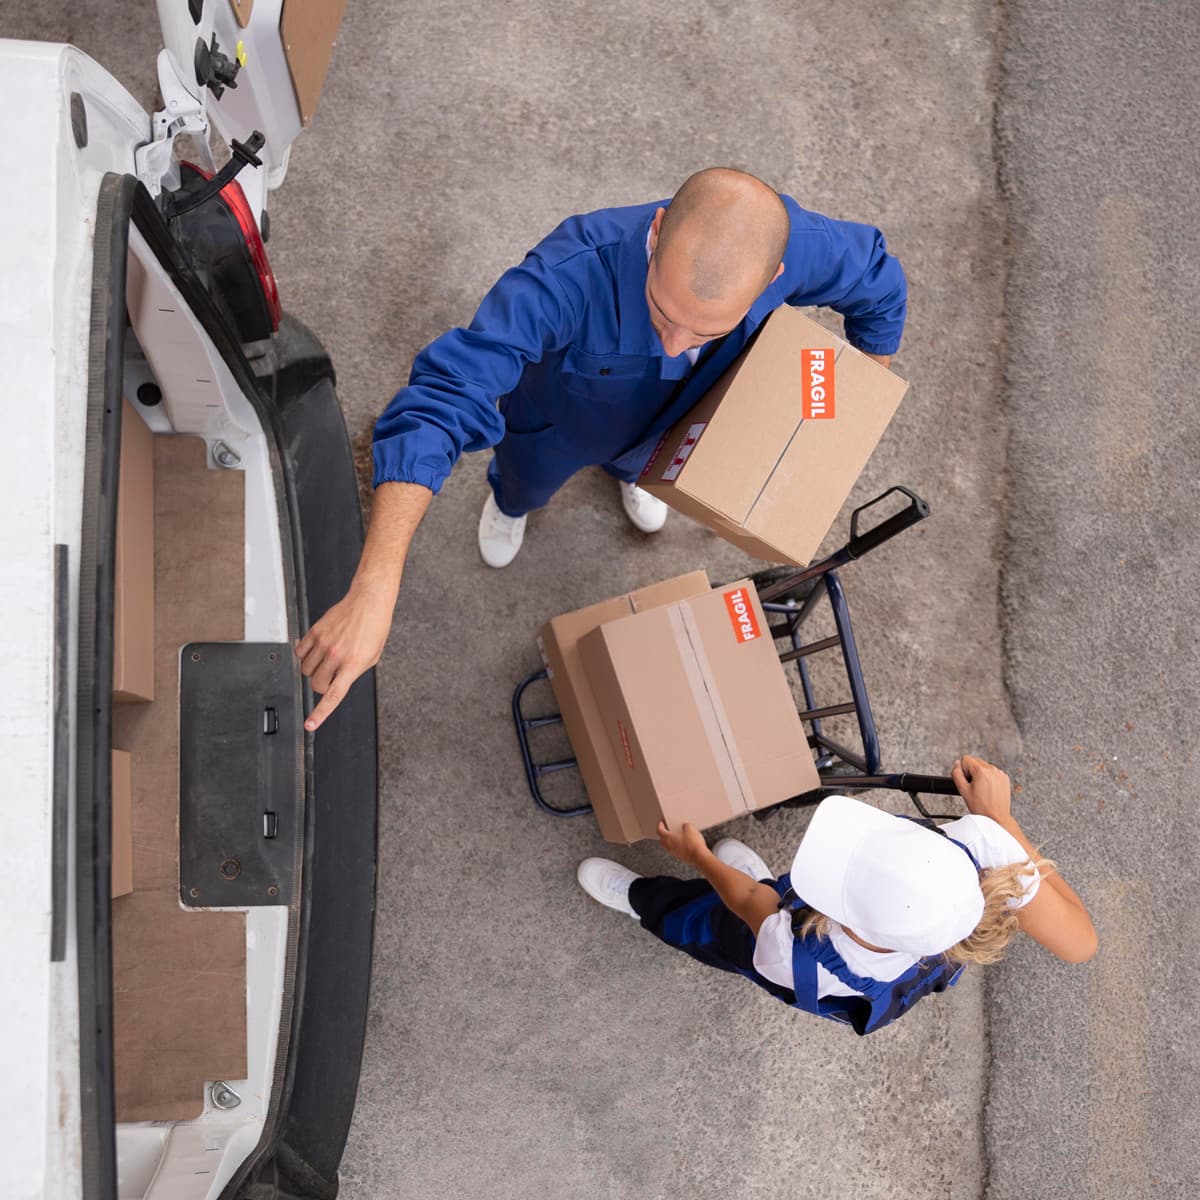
[
  {"x1": 762, "y1": 576, "x2": 881, "y2": 775},
  {"x1": 511, "y1": 670, "x2": 592, "y2": 817},
  {"x1": 823, "y1": 571, "x2": 881, "y2": 774},
  {"x1": 762, "y1": 600, "x2": 828, "y2": 755}
]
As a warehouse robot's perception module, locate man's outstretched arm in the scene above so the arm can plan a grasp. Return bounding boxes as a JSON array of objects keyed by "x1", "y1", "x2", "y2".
[
  {"x1": 295, "y1": 251, "x2": 583, "y2": 730},
  {"x1": 295, "y1": 480, "x2": 432, "y2": 731}
]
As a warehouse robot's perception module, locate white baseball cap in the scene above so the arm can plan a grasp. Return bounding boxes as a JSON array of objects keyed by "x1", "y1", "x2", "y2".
[{"x1": 789, "y1": 795, "x2": 984, "y2": 957}]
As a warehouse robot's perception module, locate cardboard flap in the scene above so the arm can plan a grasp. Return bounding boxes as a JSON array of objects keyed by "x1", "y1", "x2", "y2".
[
  {"x1": 746, "y1": 348, "x2": 907, "y2": 553},
  {"x1": 578, "y1": 612, "x2": 747, "y2": 832},
  {"x1": 666, "y1": 607, "x2": 748, "y2": 811},
  {"x1": 678, "y1": 584, "x2": 820, "y2": 806},
  {"x1": 629, "y1": 570, "x2": 712, "y2": 611},
  {"x1": 537, "y1": 570, "x2": 710, "y2": 842}
]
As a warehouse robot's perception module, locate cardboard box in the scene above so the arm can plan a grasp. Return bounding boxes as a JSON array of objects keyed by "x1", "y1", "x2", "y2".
[
  {"x1": 114, "y1": 399, "x2": 155, "y2": 702},
  {"x1": 577, "y1": 582, "x2": 820, "y2": 837},
  {"x1": 111, "y1": 749, "x2": 133, "y2": 898},
  {"x1": 640, "y1": 306, "x2": 908, "y2": 565},
  {"x1": 537, "y1": 571, "x2": 711, "y2": 843}
]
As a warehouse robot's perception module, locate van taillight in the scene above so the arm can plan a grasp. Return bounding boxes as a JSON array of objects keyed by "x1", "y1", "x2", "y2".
[
  {"x1": 218, "y1": 177, "x2": 281, "y2": 331},
  {"x1": 220, "y1": 176, "x2": 280, "y2": 333},
  {"x1": 178, "y1": 162, "x2": 281, "y2": 333}
]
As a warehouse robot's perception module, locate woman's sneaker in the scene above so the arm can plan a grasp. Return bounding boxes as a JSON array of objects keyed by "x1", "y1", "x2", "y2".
[
  {"x1": 577, "y1": 858, "x2": 641, "y2": 918},
  {"x1": 713, "y1": 838, "x2": 771, "y2": 882}
]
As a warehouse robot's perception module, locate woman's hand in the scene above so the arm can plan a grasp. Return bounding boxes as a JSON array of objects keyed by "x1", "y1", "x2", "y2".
[
  {"x1": 657, "y1": 820, "x2": 711, "y2": 868},
  {"x1": 951, "y1": 754, "x2": 1013, "y2": 822},
  {"x1": 952, "y1": 754, "x2": 1099, "y2": 963}
]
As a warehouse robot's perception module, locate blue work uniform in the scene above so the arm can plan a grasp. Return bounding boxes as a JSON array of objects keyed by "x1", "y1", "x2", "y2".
[
  {"x1": 629, "y1": 871, "x2": 964, "y2": 1036},
  {"x1": 372, "y1": 197, "x2": 907, "y2": 516},
  {"x1": 628, "y1": 819, "x2": 982, "y2": 1036}
]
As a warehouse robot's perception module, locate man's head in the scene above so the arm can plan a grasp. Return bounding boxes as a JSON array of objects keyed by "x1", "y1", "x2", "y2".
[{"x1": 646, "y1": 168, "x2": 789, "y2": 358}]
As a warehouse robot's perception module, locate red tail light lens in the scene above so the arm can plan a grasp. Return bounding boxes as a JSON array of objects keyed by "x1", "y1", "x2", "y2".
[
  {"x1": 179, "y1": 162, "x2": 282, "y2": 332},
  {"x1": 219, "y1": 177, "x2": 281, "y2": 331}
]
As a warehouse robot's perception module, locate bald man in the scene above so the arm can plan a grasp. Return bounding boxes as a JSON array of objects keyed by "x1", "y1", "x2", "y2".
[{"x1": 296, "y1": 169, "x2": 906, "y2": 729}]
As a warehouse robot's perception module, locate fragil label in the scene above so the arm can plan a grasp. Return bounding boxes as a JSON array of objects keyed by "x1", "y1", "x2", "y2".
[
  {"x1": 801, "y1": 347, "x2": 836, "y2": 419},
  {"x1": 661, "y1": 422, "x2": 707, "y2": 482},
  {"x1": 722, "y1": 587, "x2": 761, "y2": 643}
]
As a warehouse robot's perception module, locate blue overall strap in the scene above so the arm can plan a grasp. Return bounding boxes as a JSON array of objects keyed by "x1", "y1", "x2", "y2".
[
  {"x1": 778, "y1": 872, "x2": 966, "y2": 1036},
  {"x1": 773, "y1": 877, "x2": 821, "y2": 1014},
  {"x1": 862, "y1": 958, "x2": 966, "y2": 1033},
  {"x1": 801, "y1": 935, "x2": 964, "y2": 1036},
  {"x1": 899, "y1": 813, "x2": 983, "y2": 871}
]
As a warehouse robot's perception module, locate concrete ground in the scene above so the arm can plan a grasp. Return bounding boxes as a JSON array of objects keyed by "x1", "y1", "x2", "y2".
[
  {"x1": 986, "y1": 3, "x2": 1200, "y2": 1197},
  {"x1": 4, "y1": 1, "x2": 1193, "y2": 1196},
  {"x1": 271, "y1": 5, "x2": 1009, "y2": 1198}
]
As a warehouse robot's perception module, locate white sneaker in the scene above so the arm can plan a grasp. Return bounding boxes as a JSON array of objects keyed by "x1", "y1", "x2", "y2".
[
  {"x1": 478, "y1": 492, "x2": 527, "y2": 568},
  {"x1": 577, "y1": 858, "x2": 640, "y2": 918},
  {"x1": 619, "y1": 481, "x2": 669, "y2": 533},
  {"x1": 713, "y1": 838, "x2": 771, "y2": 882}
]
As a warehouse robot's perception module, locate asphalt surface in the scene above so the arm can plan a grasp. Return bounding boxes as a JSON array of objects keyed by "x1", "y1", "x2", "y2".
[
  {"x1": 3, "y1": 1, "x2": 1193, "y2": 1196},
  {"x1": 986, "y1": 4, "x2": 1200, "y2": 1196}
]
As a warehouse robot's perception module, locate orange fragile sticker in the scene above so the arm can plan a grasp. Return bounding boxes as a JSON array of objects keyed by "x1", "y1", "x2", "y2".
[
  {"x1": 801, "y1": 347, "x2": 836, "y2": 419},
  {"x1": 722, "y1": 586, "x2": 761, "y2": 643}
]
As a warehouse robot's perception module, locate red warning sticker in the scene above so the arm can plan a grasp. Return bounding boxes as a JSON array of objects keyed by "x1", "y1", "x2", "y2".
[
  {"x1": 661, "y1": 422, "x2": 707, "y2": 482},
  {"x1": 640, "y1": 431, "x2": 670, "y2": 478},
  {"x1": 722, "y1": 587, "x2": 761, "y2": 643},
  {"x1": 617, "y1": 720, "x2": 635, "y2": 768}
]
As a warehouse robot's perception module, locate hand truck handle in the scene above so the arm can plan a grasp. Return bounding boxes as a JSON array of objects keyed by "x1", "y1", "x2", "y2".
[
  {"x1": 847, "y1": 486, "x2": 930, "y2": 560},
  {"x1": 893, "y1": 772, "x2": 961, "y2": 796}
]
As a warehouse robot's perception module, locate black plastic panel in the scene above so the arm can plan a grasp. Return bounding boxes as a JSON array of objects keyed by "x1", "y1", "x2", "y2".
[
  {"x1": 270, "y1": 319, "x2": 378, "y2": 1189},
  {"x1": 179, "y1": 642, "x2": 298, "y2": 906},
  {"x1": 51, "y1": 544, "x2": 70, "y2": 961}
]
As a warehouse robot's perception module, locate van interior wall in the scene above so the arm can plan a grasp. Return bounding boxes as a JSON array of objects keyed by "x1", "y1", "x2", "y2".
[{"x1": 111, "y1": 428, "x2": 248, "y2": 1121}]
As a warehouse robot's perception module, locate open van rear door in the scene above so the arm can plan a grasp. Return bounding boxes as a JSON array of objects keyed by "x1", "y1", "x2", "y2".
[{"x1": 146, "y1": 0, "x2": 347, "y2": 226}]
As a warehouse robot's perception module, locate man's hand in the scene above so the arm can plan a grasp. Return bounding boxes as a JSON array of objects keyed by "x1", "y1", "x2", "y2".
[
  {"x1": 951, "y1": 754, "x2": 1012, "y2": 822},
  {"x1": 295, "y1": 578, "x2": 397, "y2": 731},
  {"x1": 656, "y1": 820, "x2": 711, "y2": 868},
  {"x1": 294, "y1": 479, "x2": 433, "y2": 732},
  {"x1": 864, "y1": 351, "x2": 892, "y2": 369}
]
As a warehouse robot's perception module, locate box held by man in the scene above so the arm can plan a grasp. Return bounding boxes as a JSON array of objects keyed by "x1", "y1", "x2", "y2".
[{"x1": 640, "y1": 306, "x2": 908, "y2": 565}]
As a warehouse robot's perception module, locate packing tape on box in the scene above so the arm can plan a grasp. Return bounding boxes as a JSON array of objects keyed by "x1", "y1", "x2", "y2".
[{"x1": 666, "y1": 606, "x2": 755, "y2": 813}]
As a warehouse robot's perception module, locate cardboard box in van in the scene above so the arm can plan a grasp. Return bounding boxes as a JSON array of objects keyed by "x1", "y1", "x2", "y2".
[{"x1": 113, "y1": 399, "x2": 154, "y2": 702}]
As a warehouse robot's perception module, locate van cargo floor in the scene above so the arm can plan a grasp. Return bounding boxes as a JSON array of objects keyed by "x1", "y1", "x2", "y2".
[{"x1": 111, "y1": 435, "x2": 248, "y2": 1122}]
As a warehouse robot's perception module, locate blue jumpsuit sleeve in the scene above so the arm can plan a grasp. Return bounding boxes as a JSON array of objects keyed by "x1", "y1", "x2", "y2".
[
  {"x1": 372, "y1": 253, "x2": 581, "y2": 491},
  {"x1": 781, "y1": 202, "x2": 908, "y2": 356}
]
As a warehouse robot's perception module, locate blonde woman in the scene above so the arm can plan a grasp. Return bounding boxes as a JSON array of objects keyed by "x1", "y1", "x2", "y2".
[{"x1": 577, "y1": 755, "x2": 1097, "y2": 1034}]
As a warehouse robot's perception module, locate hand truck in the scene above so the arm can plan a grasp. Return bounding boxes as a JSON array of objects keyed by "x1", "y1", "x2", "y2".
[{"x1": 512, "y1": 485, "x2": 963, "y2": 824}]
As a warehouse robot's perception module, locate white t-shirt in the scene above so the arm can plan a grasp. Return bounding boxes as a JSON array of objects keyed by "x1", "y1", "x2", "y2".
[{"x1": 752, "y1": 814, "x2": 1041, "y2": 998}]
